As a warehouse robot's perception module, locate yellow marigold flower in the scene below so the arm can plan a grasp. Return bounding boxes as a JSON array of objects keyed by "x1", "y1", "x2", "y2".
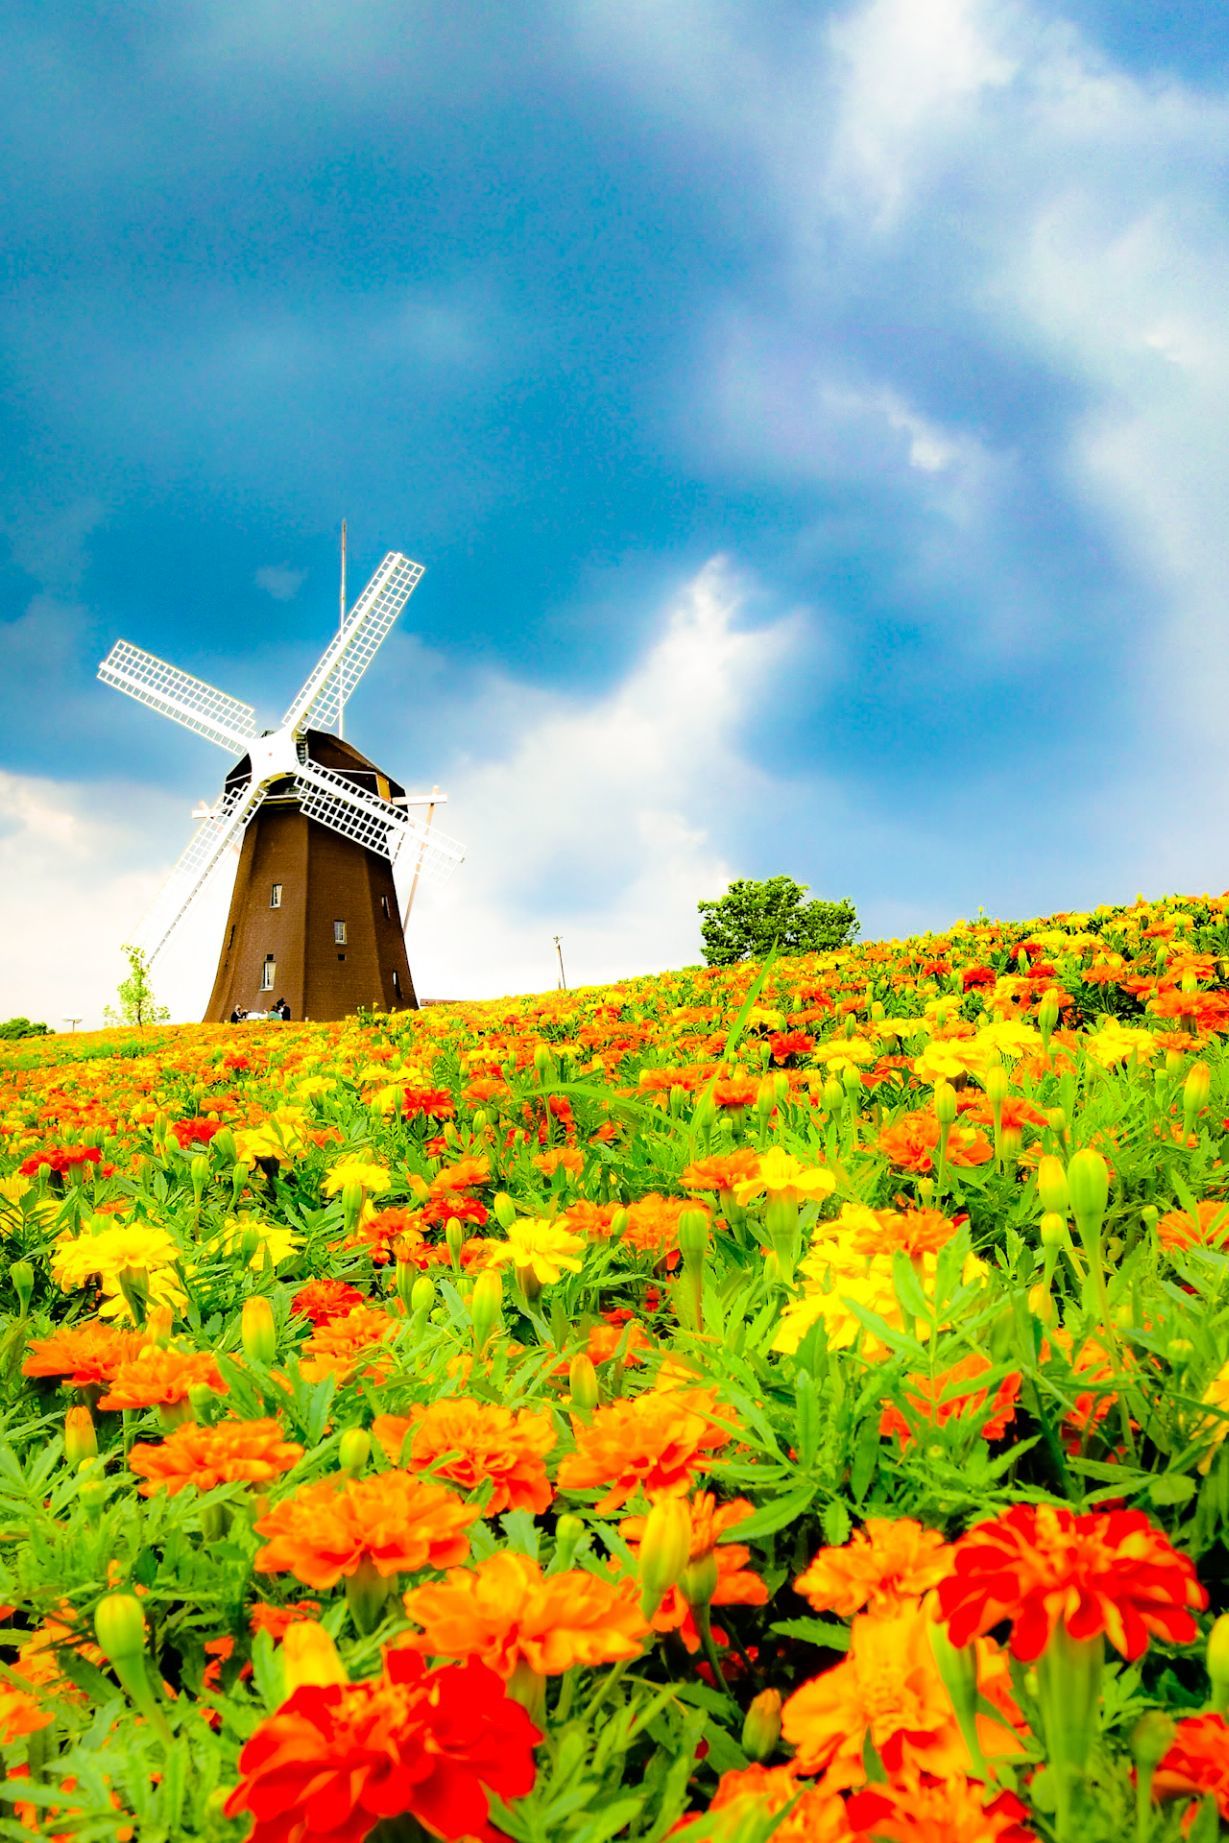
[
  {"x1": 52, "y1": 1223, "x2": 179, "y2": 1292},
  {"x1": 1085, "y1": 1019, "x2": 1159, "y2": 1068},
  {"x1": 912, "y1": 1038, "x2": 991, "y2": 1084},
  {"x1": 234, "y1": 1123, "x2": 299, "y2": 1165},
  {"x1": 732, "y1": 1148, "x2": 835, "y2": 1208},
  {"x1": 973, "y1": 1019, "x2": 1044, "y2": 1059},
  {"x1": 1195, "y1": 1361, "x2": 1229, "y2": 1475},
  {"x1": 810, "y1": 1037, "x2": 877, "y2": 1071},
  {"x1": 212, "y1": 1216, "x2": 302, "y2": 1270},
  {"x1": 487, "y1": 1218, "x2": 585, "y2": 1286},
  {"x1": 322, "y1": 1154, "x2": 391, "y2": 1197}
]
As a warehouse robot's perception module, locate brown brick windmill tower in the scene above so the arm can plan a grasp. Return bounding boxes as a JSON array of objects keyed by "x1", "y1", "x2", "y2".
[{"x1": 98, "y1": 551, "x2": 463, "y2": 1020}]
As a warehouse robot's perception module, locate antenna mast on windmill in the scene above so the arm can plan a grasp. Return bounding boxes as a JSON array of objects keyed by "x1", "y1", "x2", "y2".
[{"x1": 98, "y1": 547, "x2": 463, "y2": 1021}]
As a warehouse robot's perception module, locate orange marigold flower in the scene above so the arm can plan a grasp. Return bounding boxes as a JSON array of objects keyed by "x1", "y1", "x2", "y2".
[
  {"x1": 795, "y1": 1517, "x2": 953, "y2": 1618},
  {"x1": 877, "y1": 1110, "x2": 993, "y2": 1174},
  {"x1": 0, "y1": 1687, "x2": 52, "y2": 1745},
  {"x1": 557, "y1": 1388, "x2": 729, "y2": 1513},
  {"x1": 585, "y1": 1317, "x2": 654, "y2": 1367},
  {"x1": 679, "y1": 1148, "x2": 762, "y2": 1194},
  {"x1": 847, "y1": 1776, "x2": 1037, "y2": 1842},
  {"x1": 254, "y1": 1473, "x2": 478, "y2": 1589},
  {"x1": 622, "y1": 1492, "x2": 768, "y2": 1652},
  {"x1": 224, "y1": 1650, "x2": 539, "y2": 1843},
  {"x1": 430, "y1": 1155, "x2": 491, "y2": 1194},
  {"x1": 1156, "y1": 1199, "x2": 1229, "y2": 1254},
  {"x1": 698, "y1": 1762, "x2": 855, "y2": 1842},
  {"x1": 22, "y1": 1320, "x2": 147, "y2": 1388},
  {"x1": 129, "y1": 1416, "x2": 303, "y2": 1496},
  {"x1": 619, "y1": 1193, "x2": 709, "y2": 1263},
  {"x1": 1153, "y1": 1711, "x2": 1229, "y2": 1821},
  {"x1": 401, "y1": 1550, "x2": 648, "y2": 1676},
  {"x1": 843, "y1": 1205, "x2": 959, "y2": 1260},
  {"x1": 781, "y1": 1605, "x2": 1022, "y2": 1791},
  {"x1": 249, "y1": 1600, "x2": 323, "y2": 1640},
  {"x1": 98, "y1": 1345, "x2": 228, "y2": 1411},
  {"x1": 879, "y1": 1353, "x2": 1021, "y2": 1449},
  {"x1": 290, "y1": 1279, "x2": 367, "y2": 1326},
  {"x1": 299, "y1": 1305, "x2": 396, "y2": 1384},
  {"x1": 372, "y1": 1399, "x2": 556, "y2": 1515},
  {"x1": 937, "y1": 1502, "x2": 1207, "y2": 1662}
]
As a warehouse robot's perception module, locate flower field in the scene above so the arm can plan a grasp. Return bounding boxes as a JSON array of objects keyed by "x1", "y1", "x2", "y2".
[{"x1": 6, "y1": 897, "x2": 1229, "y2": 1841}]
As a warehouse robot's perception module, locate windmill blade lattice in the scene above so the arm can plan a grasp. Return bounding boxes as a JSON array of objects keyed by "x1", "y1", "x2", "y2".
[
  {"x1": 294, "y1": 757, "x2": 464, "y2": 883},
  {"x1": 141, "y1": 779, "x2": 268, "y2": 962},
  {"x1": 98, "y1": 641, "x2": 259, "y2": 756},
  {"x1": 282, "y1": 552, "x2": 424, "y2": 735}
]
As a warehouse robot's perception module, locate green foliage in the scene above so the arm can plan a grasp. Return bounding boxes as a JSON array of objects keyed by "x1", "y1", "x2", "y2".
[
  {"x1": 0, "y1": 1016, "x2": 49, "y2": 1040},
  {"x1": 697, "y1": 875, "x2": 859, "y2": 966},
  {"x1": 104, "y1": 943, "x2": 171, "y2": 1030}
]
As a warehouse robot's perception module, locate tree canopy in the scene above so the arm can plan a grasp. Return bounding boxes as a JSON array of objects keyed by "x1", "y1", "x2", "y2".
[
  {"x1": 104, "y1": 945, "x2": 170, "y2": 1030},
  {"x1": 697, "y1": 876, "x2": 859, "y2": 967}
]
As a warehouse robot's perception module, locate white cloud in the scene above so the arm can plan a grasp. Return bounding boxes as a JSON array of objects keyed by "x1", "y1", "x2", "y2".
[{"x1": 255, "y1": 564, "x2": 306, "y2": 602}]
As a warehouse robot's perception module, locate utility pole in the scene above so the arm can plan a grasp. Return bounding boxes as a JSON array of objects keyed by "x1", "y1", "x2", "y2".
[
  {"x1": 64, "y1": 1017, "x2": 81, "y2": 1033},
  {"x1": 554, "y1": 935, "x2": 567, "y2": 991},
  {"x1": 337, "y1": 518, "x2": 348, "y2": 740}
]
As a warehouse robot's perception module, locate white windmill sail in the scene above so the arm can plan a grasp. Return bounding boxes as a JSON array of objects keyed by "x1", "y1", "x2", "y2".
[
  {"x1": 282, "y1": 551, "x2": 424, "y2": 735},
  {"x1": 141, "y1": 779, "x2": 268, "y2": 962},
  {"x1": 99, "y1": 641, "x2": 259, "y2": 756},
  {"x1": 293, "y1": 756, "x2": 464, "y2": 883}
]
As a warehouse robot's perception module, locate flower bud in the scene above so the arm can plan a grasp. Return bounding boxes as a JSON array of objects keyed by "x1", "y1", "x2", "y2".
[
  {"x1": 241, "y1": 1295, "x2": 277, "y2": 1365},
  {"x1": 1185, "y1": 1062, "x2": 1212, "y2": 1137},
  {"x1": 281, "y1": 1619, "x2": 347, "y2": 1694},
  {"x1": 1038, "y1": 988, "x2": 1060, "y2": 1043},
  {"x1": 533, "y1": 1043, "x2": 554, "y2": 1081},
  {"x1": 1169, "y1": 1337, "x2": 1194, "y2": 1368},
  {"x1": 94, "y1": 1592, "x2": 146, "y2": 1665},
  {"x1": 681, "y1": 1549, "x2": 719, "y2": 1609},
  {"x1": 1208, "y1": 1614, "x2": 1229, "y2": 1713},
  {"x1": 65, "y1": 1405, "x2": 98, "y2": 1467},
  {"x1": 1131, "y1": 1710, "x2": 1176, "y2": 1771},
  {"x1": 191, "y1": 1154, "x2": 210, "y2": 1205},
  {"x1": 10, "y1": 1260, "x2": 34, "y2": 1318},
  {"x1": 569, "y1": 1353, "x2": 599, "y2": 1413},
  {"x1": 933, "y1": 1081, "x2": 957, "y2": 1128},
  {"x1": 552, "y1": 1511, "x2": 585, "y2": 1570},
  {"x1": 1037, "y1": 1156, "x2": 1069, "y2": 1217},
  {"x1": 1046, "y1": 1105, "x2": 1067, "y2": 1136},
  {"x1": 1067, "y1": 1147, "x2": 1110, "y2": 1237},
  {"x1": 984, "y1": 1063, "x2": 1009, "y2": 1108},
  {"x1": 677, "y1": 1209, "x2": 710, "y2": 1272},
  {"x1": 445, "y1": 1216, "x2": 466, "y2": 1268},
  {"x1": 410, "y1": 1275, "x2": 434, "y2": 1316},
  {"x1": 212, "y1": 1126, "x2": 237, "y2": 1165},
  {"x1": 639, "y1": 1498, "x2": 692, "y2": 1616},
  {"x1": 822, "y1": 1077, "x2": 843, "y2": 1114},
  {"x1": 341, "y1": 1181, "x2": 365, "y2": 1237},
  {"x1": 493, "y1": 1192, "x2": 517, "y2": 1231},
  {"x1": 338, "y1": 1427, "x2": 370, "y2": 1476},
  {"x1": 1040, "y1": 1211, "x2": 1069, "y2": 1250},
  {"x1": 741, "y1": 1689, "x2": 783, "y2": 1762},
  {"x1": 470, "y1": 1268, "x2": 503, "y2": 1352}
]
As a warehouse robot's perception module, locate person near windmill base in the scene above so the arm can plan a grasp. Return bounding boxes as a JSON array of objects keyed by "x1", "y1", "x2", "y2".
[
  {"x1": 274, "y1": 997, "x2": 292, "y2": 1021},
  {"x1": 229, "y1": 1004, "x2": 248, "y2": 1024}
]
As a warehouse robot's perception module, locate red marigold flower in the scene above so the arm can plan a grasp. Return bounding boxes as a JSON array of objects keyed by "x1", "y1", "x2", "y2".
[
  {"x1": 937, "y1": 1502, "x2": 1207, "y2": 1662},
  {"x1": 290, "y1": 1279, "x2": 366, "y2": 1327},
  {"x1": 223, "y1": 1650, "x2": 539, "y2": 1843},
  {"x1": 254, "y1": 1473, "x2": 478, "y2": 1589},
  {"x1": 129, "y1": 1417, "x2": 304, "y2": 1496},
  {"x1": 1153, "y1": 1711, "x2": 1229, "y2": 1820},
  {"x1": 403, "y1": 1087, "x2": 456, "y2": 1120},
  {"x1": 170, "y1": 1118, "x2": 222, "y2": 1149},
  {"x1": 19, "y1": 1145, "x2": 102, "y2": 1177},
  {"x1": 847, "y1": 1775, "x2": 1037, "y2": 1842}
]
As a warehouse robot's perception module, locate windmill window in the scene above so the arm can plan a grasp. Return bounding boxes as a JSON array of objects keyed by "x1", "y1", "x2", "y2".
[
  {"x1": 381, "y1": 896, "x2": 390, "y2": 919},
  {"x1": 334, "y1": 920, "x2": 347, "y2": 944},
  {"x1": 337, "y1": 952, "x2": 346, "y2": 961},
  {"x1": 270, "y1": 883, "x2": 282, "y2": 908},
  {"x1": 261, "y1": 955, "x2": 276, "y2": 991},
  {"x1": 392, "y1": 969, "x2": 401, "y2": 997}
]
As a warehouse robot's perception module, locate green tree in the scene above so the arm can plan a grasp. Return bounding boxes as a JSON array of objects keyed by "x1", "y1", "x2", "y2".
[
  {"x1": 0, "y1": 1017, "x2": 50, "y2": 1040},
  {"x1": 104, "y1": 944, "x2": 170, "y2": 1029},
  {"x1": 697, "y1": 876, "x2": 859, "y2": 967}
]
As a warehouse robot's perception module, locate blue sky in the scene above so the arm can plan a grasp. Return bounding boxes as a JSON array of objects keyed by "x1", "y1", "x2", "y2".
[{"x1": 3, "y1": 0, "x2": 1229, "y2": 1020}]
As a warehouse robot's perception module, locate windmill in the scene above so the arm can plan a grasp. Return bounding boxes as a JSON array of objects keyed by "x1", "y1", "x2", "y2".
[{"x1": 98, "y1": 550, "x2": 463, "y2": 1021}]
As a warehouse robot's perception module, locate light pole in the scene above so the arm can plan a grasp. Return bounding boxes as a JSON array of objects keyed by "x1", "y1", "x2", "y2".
[{"x1": 553, "y1": 936, "x2": 567, "y2": 992}]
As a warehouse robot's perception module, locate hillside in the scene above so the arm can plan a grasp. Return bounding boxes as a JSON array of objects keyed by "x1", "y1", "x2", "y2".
[{"x1": 2, "y1": 894, "x2": 1229, "y2": 1840}]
